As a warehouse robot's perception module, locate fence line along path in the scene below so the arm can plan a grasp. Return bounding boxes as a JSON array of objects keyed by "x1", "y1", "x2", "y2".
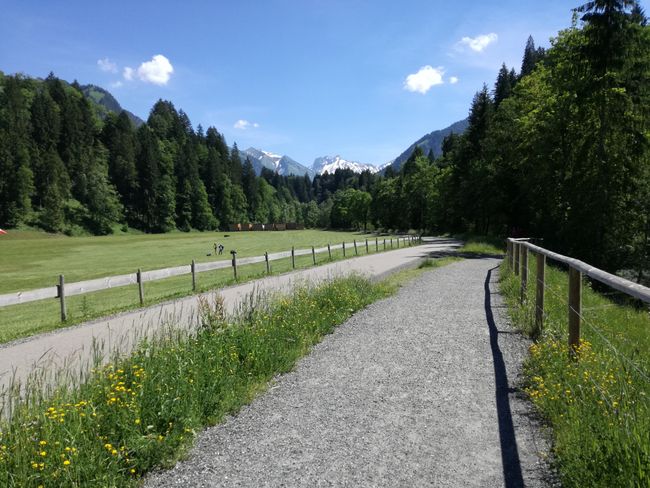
[
  {"x1": 0, "y1": 237, "x2": 459, "y2": 402},
  {"x1": 0, "y1": 236, "x2": 419, "y2": 320}
]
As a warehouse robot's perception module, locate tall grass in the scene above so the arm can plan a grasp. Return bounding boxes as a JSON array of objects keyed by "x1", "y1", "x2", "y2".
[
  {"x1": 0, "y1": 276, "x2": 391, "y2": 486},
  {"x1": 500, "y1": 257, "x2": 650, "y2": 487}
]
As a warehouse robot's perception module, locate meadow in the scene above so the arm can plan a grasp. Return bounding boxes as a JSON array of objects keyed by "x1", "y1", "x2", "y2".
[
  {"x1": 0, "y1": 229, "x2": 402, "y2": 343},
  {"x1": 500, "y1": 257, "x2": 650, "y2": 487}
]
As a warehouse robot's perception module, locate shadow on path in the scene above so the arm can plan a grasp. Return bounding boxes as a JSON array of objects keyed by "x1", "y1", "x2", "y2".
[{"x1": 485, "y1": 266, "x2": 524, "y2": 488}]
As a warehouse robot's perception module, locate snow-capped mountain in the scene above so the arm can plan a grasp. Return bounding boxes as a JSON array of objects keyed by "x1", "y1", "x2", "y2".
[
  {"x1": 242, "y1": 147, "x2": 314, "y2": 177},
  {"x1": 312, "y1": 155, "x2": 379, "y2": 175}
]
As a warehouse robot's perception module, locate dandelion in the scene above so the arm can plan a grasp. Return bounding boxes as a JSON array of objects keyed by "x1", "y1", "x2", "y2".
[{"x1": 63, "y1": 459, "x2": 71, "y2": 466}]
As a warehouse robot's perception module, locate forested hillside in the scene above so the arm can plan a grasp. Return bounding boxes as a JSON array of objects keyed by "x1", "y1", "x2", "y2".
[
  {"x1": 0, "y1": 73, "x2": 326, "y2": 234},
  {"x1": 0, "y1": 1, "x2": 648, "y2": 276}
]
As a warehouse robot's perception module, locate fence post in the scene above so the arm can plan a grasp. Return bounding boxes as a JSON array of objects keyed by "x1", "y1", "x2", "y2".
[
  {"x1": 343, "y1": 242, "x2": 346, "y2": 257},
  {"x1": 231, "y1": 251, "x2": 238, "y2": 280},
  {"x1": 291, "y1": 246, "x2": 295, "y2": 269},
  {"x1": 312, "y1": 246, "x2": 316, "y2": 265},
  {"x1": 535, "y1": 253, "x2": 546, "y2": 336},
  {"x1": 265, "y1": 251, "x2": 270, "y2": 274},
  {"x1": 397, "y1": 237, "x2": 400, "y2": 248},
  {"x1": 375, "y1": 238, "x2": 378, "y2": 252},
  {"x1": 384, "y1": 239, "x2": 386, "y2": 250},
  {"x1": 514, "y1": 243, "x2": 520, "y2": 276},
  {"x1": 191, "y1": 259, "x2": 196, "y2": 291},
  {"x1": 137, "y1": 269, "x2": 144, "y2": 305},
  {"x1": 365, "y1": 239, "x2": 369, "y2": 253},
  {"x1": 327, "y1": 243, "x2": 332, "y2": 260},
  {"x1": 520, "y1": 246, "x2": 528, "y2": 304},
  {"x1": 354, "y1": 240, "x2": 358, "y2": 255},
  {"x1": 506, "y1": 240, "x2": 512, "y2": 268},
  {"x1": 58, "y1": 274, "x2": 67, "y2": 322},
  {"x1": 568, "y1": 266, "x2": 582, "y2": 357}
]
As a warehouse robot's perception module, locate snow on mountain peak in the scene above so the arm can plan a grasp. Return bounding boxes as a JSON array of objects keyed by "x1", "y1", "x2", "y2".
[{"x1": 312, "y1": 155, "x2": 378, "y2": 175}]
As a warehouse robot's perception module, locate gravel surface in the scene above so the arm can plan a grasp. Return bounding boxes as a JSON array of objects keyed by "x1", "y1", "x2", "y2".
[{"x1": 145, "y1": 258, "x2": 554, "y2": 487}]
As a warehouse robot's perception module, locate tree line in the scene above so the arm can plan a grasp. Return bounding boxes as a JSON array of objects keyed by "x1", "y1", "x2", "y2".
[
  {"x1": 0, "y1": 74, "x2": 326, "y2": 235},
  {"x1": 0, "y1": 1, "x2": 648, "y2": 276}
]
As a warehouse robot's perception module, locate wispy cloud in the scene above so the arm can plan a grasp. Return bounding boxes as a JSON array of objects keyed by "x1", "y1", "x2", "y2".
[
  {"x1": 97, "y1": 57, "x2": 118, "y2": 73},
  {"x1": 403, "y1": 65, "x2": 445, "y2": 94},
  {"x1": 449, "y1": 76, "x2": 459, "y2": 84},
  {"x1": 111, "y1": 81, "x2": 124, "y2": 88},
  {"x1": 123, "y1": 55, "x2": 174, "y2": 85},
  {"x1": 457, "y1": 33, "x2": 498, "y2": 52},
  {"x1": 234, "y1": 119, "x2": 260, "y2": 130}
]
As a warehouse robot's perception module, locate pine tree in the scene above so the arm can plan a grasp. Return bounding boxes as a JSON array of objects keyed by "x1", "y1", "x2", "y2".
[{"x1": 494, "y1": 63, "x2": 513, "y2": 108}]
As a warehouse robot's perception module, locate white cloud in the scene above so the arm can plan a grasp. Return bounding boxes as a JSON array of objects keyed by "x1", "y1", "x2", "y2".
[
  {"x1": 123, "y1": 67, "x2": 135, "y2": 81},
  {"x1": 449, "y1": 76, "x2": 459, "y2": 84},
  {"x1": 403, "y1": 65, "x2": 445, "y2": 94},
  {"x1": 97, "y1": 58, "x2": 118, "y2": 73},
  {"x1": 111, "y1": 81, "x2": 124, "y2": 88},
  {"x1": 458, "y1": 33, "x2": 498, "y2": 52},
  {"x1": 234, "y1": 119, "x2": 260, "y2": 130},
  {"x1": 123, "y1": 55, "x2": 174, "y2": 85}
]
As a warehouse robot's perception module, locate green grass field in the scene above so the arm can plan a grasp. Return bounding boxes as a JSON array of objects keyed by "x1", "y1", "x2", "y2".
[
  {"x1": 0, "y1": 229, "x2": 404, "y2": 343},
  {"x1": 0, "y1": 229, "x2": 376, "y2": 293}
]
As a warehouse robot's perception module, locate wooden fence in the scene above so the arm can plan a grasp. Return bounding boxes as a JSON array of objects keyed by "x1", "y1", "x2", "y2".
[
  {"x1": 506, "y1": 237, "x2": 650, "y2": 355},
  {"x1": 0, "y1": 236, "x2": 421, "y2": 321}
]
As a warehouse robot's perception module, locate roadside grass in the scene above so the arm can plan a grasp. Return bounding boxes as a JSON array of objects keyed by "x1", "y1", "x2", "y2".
[
  {"x1": 0, "y1": 275, "x2": 394, "y2": 487},
  {"x1": 0, "y1": 231, "x2": 410, "y2": 344},
  {"x1": 455, "y1": 234, "x2": 505, "y2": 256},
  {"x1": 500, "y1": 258, "x2": 650, "y2": 487}
]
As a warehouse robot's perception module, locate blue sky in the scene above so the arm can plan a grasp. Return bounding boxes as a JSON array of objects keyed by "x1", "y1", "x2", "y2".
[{"x1": 2, "y1": 0, "x2": 646, "y2": 167}]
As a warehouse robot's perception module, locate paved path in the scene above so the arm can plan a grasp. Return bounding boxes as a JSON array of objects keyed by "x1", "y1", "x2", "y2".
[
  {"x1": 145, "y1": 258, "x2": 552, "y2": 487},
  {"x1": 0, "y1": 238, "x2": 460, "y2": 401}
]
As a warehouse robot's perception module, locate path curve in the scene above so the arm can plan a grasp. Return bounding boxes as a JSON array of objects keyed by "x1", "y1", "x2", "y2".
[{"x1": 145, "y1": 258, "x2": 552, "y2": 487}]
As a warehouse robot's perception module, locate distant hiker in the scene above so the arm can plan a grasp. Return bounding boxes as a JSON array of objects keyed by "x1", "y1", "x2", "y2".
[
  {"x1": 218, "y1": 244, "x2": 224, "y2": 255},
  {"x1": 214, "y1": 242, "x2": 218, "y2": 255}
]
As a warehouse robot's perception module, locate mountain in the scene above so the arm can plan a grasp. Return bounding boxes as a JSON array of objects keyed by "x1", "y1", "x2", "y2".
[
  {"x1": 80, "y1": 84, "x2": 144, "y2": 127},
  {"x1": 387, "y1": 118, "x2": 469, "y2": 172},
  {"x1": 242, "y1": 147, "x2": 314, "y2": 177},
  {"x1": 312, "y1": 155, "x2": 379, "y2": 175}
]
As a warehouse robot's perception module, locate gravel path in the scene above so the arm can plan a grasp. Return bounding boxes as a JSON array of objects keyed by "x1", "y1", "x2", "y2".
[{"x1": 145, "y1": 258, "x2": 553, "y2": 487}]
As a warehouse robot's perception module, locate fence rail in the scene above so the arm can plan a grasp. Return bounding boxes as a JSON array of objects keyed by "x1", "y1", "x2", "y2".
[
  {"x1": 0, "y1": 236, "x2": 420, "y2": 315},
  {"x1": 506, "y1": 237, "x2": 650, "y2": 355}
]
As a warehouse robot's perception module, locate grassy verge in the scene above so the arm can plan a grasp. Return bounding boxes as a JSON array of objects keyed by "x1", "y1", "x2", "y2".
[
  {"x1": 0, "y1": 275, "x2": 393, "y2": 486},
  {"x1": 500, "y1": 258, "x2": 650, "y2": 487},
  {"x1": 0, "y1": 233, "x2": 412, "y2": 344},
  {"x1": 455, "y1": 234, "x2": 505, "y2": 256}
]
